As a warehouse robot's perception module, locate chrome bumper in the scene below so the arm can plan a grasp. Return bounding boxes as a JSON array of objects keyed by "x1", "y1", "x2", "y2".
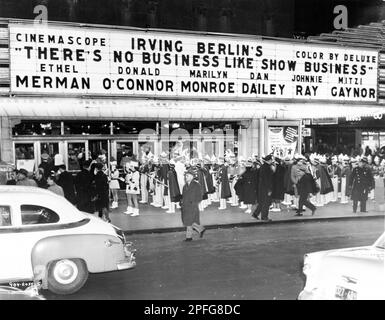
[{"x1": 117, "y1": 244, "x2": 137, "y2": 270}]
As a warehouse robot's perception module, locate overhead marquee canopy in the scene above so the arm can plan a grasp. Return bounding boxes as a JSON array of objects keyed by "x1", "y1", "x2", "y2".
[{"x1": 0, "y1": 97, "x2": 384, "y2": 121}]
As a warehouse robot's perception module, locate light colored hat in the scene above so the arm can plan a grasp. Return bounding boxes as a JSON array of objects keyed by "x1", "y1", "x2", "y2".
[
  {"x1": 210, "y1": 155, "x2": 217, "y2": 162},
  {"x1": 381, "y1": 159, "x2": 385, "y2": 166},
  {"x1": 160, "y1": 151, "x2": 168, "y2": 158},
  {"x1": 129, "y1": 161, "x2": 139, "y2": 167},
  {"x1": 41, "y1": 152, "x2": 50, "y2": 160},
  {"x1": 360, "y1": 156, "x2": 368, "y2": 163},
  {"x1": 169, "y1": 159, "x2": 176, "y2": 165},
  {"x1": 320, "y1": 155, "x2": 327, "y2": 164},
  {"x1": 204, "y1": 155, "x2": 211, "y2": 162}
]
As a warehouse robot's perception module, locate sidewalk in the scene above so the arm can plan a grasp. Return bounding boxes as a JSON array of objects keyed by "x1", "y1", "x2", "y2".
[{"x1": 109, "y1": 196, "x2": 385, "y2": 235}]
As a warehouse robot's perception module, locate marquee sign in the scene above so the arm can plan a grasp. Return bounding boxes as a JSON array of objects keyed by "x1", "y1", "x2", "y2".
[{"x1": 8, "y1": 22, "x2": 379, "y2": 102}]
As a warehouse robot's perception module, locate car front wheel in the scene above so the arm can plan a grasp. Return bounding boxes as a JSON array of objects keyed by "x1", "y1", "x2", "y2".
[{"x1": 47, "y1": 259, "x2": 88, "y2": 295}]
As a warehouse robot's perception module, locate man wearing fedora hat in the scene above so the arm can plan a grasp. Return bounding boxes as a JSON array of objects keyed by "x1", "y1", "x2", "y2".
[
  {"x1": 180, "y1": 169, "x2": 206, "y2": 241},
  {"x1": 16, "y1": 168, "x2": 38, "y2": 187},
  {"x1": 252, "y1": 154, "x2": 274, "y2": 221},
  {"x1": 349, "y1": 156, "x2": 375, "y2": 213}
]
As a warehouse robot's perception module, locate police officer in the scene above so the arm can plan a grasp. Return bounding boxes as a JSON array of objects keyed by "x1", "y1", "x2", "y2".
[{"x1": 349, "y1": 156, "x2": 375, "y2": 213}]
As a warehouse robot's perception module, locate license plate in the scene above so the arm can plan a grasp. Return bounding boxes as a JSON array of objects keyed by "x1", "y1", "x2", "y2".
[{"x1": 335, "y1": 286, "x2": 357, "y2": 300}]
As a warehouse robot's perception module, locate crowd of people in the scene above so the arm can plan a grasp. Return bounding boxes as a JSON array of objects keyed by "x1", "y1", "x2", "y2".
[
  {"x1": 133, "y1": 149, "x2": 383, "y2": 221},
  {"x1": 3, "y1": 146, "x2": 385, "y2": 225}
]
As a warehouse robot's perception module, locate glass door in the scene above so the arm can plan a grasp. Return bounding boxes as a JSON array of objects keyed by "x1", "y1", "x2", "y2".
[
  {"x1": 114, "y1": 141, "x2": 136, "y2": 169},
  {"x1": 14, "y1": 142, "x2": 37, "y2": 172},
  {"x1": 138, "y1": 141, "x2": 155, "y2": 162},
  {"x1": 37, "y1": 142, "x2": 63, "y2": 166},
  {"x1": 65, "y1": 141, "x2": 88, "y2": 173}
]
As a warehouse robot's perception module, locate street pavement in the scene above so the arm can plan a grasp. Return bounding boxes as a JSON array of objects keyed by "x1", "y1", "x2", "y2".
[
  {"x1": 108, "y1": 191, "x2": 385, "y2": 233},
  {"x1": 43, "y1": 217, "x2": 385, "y2": 300}
]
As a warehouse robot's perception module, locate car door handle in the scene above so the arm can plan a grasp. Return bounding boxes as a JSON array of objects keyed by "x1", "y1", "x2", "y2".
[{"x1": 104, "y1": 239, "x2": 121, "y2": 247}]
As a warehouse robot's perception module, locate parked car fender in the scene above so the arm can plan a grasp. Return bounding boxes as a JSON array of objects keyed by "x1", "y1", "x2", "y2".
[{"x1": 31, "y1": 234, "x2": 126, "y2": 288}]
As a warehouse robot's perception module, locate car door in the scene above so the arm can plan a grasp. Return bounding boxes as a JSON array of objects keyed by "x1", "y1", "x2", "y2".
[
  {"x1": 0, "y1": 202, "x2": 27, "y2": 282},
  {"x1": 0, "y1": 197, "x2": 72, "y2": 283}
]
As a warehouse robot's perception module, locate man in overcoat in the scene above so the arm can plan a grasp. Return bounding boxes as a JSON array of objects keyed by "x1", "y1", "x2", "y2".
[
  {"x1": 56, "y1": 164, "x2": 76, "y2": 205},
  {"x1": 252, "y1": 154, "x2": 274, "y2": 221},
  {"x1": 349, "y1": 156, "x2": 375, "y2": 213},
  {"x1": 180, "y1": 169, "x2": 206, "y2": 241}
]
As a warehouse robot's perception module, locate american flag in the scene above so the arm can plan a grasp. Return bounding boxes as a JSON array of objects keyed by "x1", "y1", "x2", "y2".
[{"x1": 285, "y1": 127, "x2": 298, "y2": 143}]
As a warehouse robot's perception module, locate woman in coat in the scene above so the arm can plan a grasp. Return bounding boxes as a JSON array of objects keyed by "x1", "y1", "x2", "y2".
[
  {"x1": 217, "y1": 159, "x2": 232, "y2": 210},
  {"x1": 181, "y1": 170, "x2": 205, "y2": 241},
  {"x1": 94, "y1": 162, "x2": 110, "y2": 223},
  {"x1": 166, "y1": 161, "x2": 181, "y2": 213},
  {"x1": 271, "y1": 158, "x2": 285, "y2": 212},
  {"x1": 296, "y1": 165, "x2": 317, "y2": 216},
  {"x1": 235, "y1": 159, "x2": 257, "y2": 214}
]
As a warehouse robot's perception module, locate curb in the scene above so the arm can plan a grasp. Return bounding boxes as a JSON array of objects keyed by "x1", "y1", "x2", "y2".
[{"x1": 123, "y1": 214, "x2": 385, "y2": 236}]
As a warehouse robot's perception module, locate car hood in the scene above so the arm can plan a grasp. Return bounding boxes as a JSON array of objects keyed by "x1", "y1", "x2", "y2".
[
  {"x1": 307, "y1": 246, "x2": 384, "y2": 263},
  {"x1": 304, "y1": 246, "x2": 385, "y2": 299}
]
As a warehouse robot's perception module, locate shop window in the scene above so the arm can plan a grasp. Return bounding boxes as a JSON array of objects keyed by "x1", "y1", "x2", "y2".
[
  {"x1": 88, "y1": 140, "x2": 108, "y2": 161},
  {"x1": 20, "y1": 205, "x2": 60, "y2": 225},
  {"x1": 12, "y1": 121, "x2": 61, "y2": 136},
  {"x1": 161, "y1": 122, "x2": 199, "y2": 135},
  {"x1": 40, "y1": 142, "x2": 59, "y2": 163},
  {"x1": 114, "y1": 121, "x2": 158, "y2": 135},
  {"x1": 15, "y1": 143, "x2": 34, "y2": 160},
  {"x1": 0, "y1": 206, "x2": 11, "y2": 227},
  {"x1": 138, "y1": 141, "x2": 155, "y2": 160},
  {"x1": 116, "y1": 142, "x2": 134, "y2": 168},
  {"x1": 64, "y1": 121, "x2": 111, "y2": 135}
]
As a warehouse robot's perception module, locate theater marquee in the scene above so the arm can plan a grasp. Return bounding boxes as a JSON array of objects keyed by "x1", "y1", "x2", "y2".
[{"x1": 8, "y1": 22, "x2": 379, "y2": 102}]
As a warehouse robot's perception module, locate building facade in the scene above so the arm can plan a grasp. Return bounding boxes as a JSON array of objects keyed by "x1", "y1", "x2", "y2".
[{"x1": 0, "y1": 18, "x2": 383, "y2": 172}]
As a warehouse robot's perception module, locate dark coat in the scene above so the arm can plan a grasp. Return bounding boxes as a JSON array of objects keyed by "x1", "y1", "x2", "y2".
[
  {"x1": 283, "y1": 163, "x2": 295, "y2": 195},
  {"x1": 74, "y1": 169, "x2": 94, "y2": 213},
  {"x1": 38, "y1": 161, "x2": 55, "y2": 178},
  {"x1": 234, "y1": 167, "x2": 257, "y2": 204},
  {"x1": 272, "y1": 163, "x2": 285, "y2": 200},
  {"x1": 159, "y1": 164, "x2": 170, "y2": 195},
  {"x1": 319, "y1": 164, "x2": 334, "y2": 195},
  {"x1": 349, "y1": 166, "x2": 375, "y2": 201},
  {"x1": 94, "y1": 171, "x2": 109, "y2": 210},
  {"x1": 181, "y1": 180, "x2": 202, "y2": 226},
  {"x1": 34, "y1": 177, "x2": 48, "y2": 189},
  {"x1": 203, "y1": 164, "x2": 215, "y2": 194},
  {"x1": 341, "y1": 165, "x2": 352, "y2": 196},
  {"x1": 297, "y1": 173, "x2": 318, "y2": 197},
  {"x1": 258, "y1": 163, "x2": 273, "y2": 201},
  {"x1": 168, "y1": 167, "x2": 182, "y2": 203},
  {"x1": 217, "y1": 165, "x2": 232, "y2": 199},
  {"x1": 57, "y1": 171, "x2": 76, "y2": 205},
  {"x1": 196, "y1": 166, "x2": 209, "y2": 200}
]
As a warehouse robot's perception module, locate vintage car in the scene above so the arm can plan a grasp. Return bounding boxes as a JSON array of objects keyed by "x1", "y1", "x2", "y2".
[
  {"x1": 299, "y1": 231, "x2": 385, "y2": 300},
  {"x1": 0, "y1": 185, "x2": 136, "y2": 295}
]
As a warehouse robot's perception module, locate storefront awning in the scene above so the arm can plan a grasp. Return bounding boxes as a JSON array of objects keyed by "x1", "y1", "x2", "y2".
[{"x1": 0, "y1": 97, "x2": 384, "y2": 120}]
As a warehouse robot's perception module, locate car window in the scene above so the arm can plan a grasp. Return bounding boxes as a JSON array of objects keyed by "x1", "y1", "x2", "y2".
[
  {"x1": 20, "y1": 205, "x2": 60, "y2": 225},
  {"x1": 0, "y1": 206, "x2": 12, "y2": 227}
]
